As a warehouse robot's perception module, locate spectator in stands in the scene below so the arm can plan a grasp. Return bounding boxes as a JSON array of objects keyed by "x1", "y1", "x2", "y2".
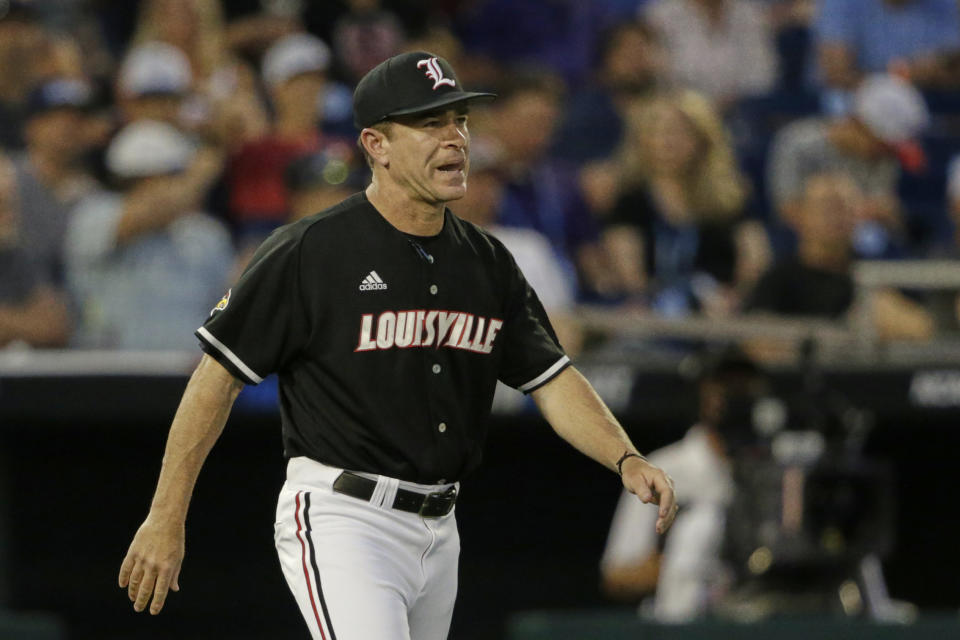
[
  {"x1": 12, "y1": 77, "x2": 100, "y2": 284},
  {"x1": 284, "y1": 148, "x2": 367, "y2": 223},
  {"x1": 226, "y1": 148, "x2": 365, "y2": 275},
  {"x1": 64, "y1": 121, "x2": 233, "y2": 350},
  {"x1": 226, "y1": 33, "x2": 352, "y2": 247},
  {"x1": 643, "y1": 0, "x2": 778, "y2": 109},
  {"x1": 601, "y1": 347, "x2": 764, "y2": 621},
  {"x1": 489, "y1": 71, "x2": 615, "y2": 299},
  {"x1": 603, "y1": 91, "x2": 771, "y2": 317},
  {"x1": 814, "y1": 0, "x2": 960, "y2": 91},
  {"x1": 0, "y1": 1, "x2": 46, "y2": 149},
  {"x1": 117, "y1": 41, "x2": 193, "y2": 127},
  {"x1": 0, "y1": 152, "x2": 71, "y2": 348},
  {"x1": 554, "y1": 19, "x2": 666, "y2": 165},
  {"x1": 129, "y1": 0, "x2": 270, "y2": 147},
  {"x1": 745, "y1": 172, "x2": 934, "y2": 340},
  {"x1": 131, "y1": 0, "x2": 230, "y2": 87},
  {"x1": 454, "y1": 139, "x2": 583, "y2": 356},
  {"x1": 767, "y1": 73, "x2": 929, "y2": 259},
  {"x1": 332, "y1": 0, "x2": 406, "y2": 85}
]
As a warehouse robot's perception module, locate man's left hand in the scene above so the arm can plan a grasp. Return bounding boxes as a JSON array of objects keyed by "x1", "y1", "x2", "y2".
[{"x1": 621, "y1": 457, "x2": 678, "y2": 535}]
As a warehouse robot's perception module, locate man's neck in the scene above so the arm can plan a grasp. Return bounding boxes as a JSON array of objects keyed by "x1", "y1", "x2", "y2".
[{"x1": 365, "y1": 181, "x2": 446, "y2": 236}]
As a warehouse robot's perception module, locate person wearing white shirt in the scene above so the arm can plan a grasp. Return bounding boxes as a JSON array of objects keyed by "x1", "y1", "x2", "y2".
[{"x1": 601, "y1": 348, "x2": 764, "y2": 621}]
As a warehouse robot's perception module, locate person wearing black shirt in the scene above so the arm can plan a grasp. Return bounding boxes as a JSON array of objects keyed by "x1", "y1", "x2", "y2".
[
  {"x1": 118, "y1": 52, "x2": 678, "y2": 640},
  {"x1": 746, "y1": 172, "x2": 933, "y2": 340}
]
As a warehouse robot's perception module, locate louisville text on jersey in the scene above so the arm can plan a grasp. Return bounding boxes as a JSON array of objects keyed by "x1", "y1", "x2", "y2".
[{"x1": 356, "y1": 310, "x2": 503, "y2": 353}]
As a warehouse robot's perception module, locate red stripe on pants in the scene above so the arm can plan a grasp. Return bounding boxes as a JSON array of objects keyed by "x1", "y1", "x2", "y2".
[{"x1": 295, "y1": 491, "x2": 327, "y2": 640}]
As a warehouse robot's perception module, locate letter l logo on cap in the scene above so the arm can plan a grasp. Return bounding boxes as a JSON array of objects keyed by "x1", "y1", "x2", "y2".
[{"x1": 417, "y1": 57, "x2": 456, "y2": 90}]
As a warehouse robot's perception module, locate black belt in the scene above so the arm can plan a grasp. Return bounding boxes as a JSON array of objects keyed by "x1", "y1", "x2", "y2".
[{"x1": 332, "y1": 471, "x2": 458, "y2": 518}]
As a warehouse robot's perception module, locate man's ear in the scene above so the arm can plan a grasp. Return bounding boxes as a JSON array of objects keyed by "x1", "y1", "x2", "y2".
[{"x1": 360, "y1": 127, "x2": 390, "y2": 168}]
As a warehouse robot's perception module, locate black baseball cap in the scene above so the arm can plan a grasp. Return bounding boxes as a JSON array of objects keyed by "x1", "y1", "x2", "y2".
[{"x1": 352, "y1": 51, "x2": 495, "y2": 129}]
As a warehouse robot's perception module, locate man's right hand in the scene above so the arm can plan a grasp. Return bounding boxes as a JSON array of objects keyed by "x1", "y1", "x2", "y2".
[{"x1": 118, "y1": 515, "x2": 185, "y2": 615}]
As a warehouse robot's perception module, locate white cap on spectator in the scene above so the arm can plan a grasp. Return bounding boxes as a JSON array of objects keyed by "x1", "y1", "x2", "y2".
[
  {"x1": 119, "y1": 41, "x2": 192, "y2": 98},
  {"x1": 106, "y1": 120, "x2": 195, "y2": 178},
  {"x1": 262, "y1": 33, "x2": 331, "y2": 89},
  {"x1": 853, "y1": 74, "x2": 929, "y2": 145}
]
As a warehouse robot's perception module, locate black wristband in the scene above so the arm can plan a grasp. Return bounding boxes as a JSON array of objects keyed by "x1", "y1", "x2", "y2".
[{"x1": 616, "y1": 451, "x2": 645, "y2": 476}]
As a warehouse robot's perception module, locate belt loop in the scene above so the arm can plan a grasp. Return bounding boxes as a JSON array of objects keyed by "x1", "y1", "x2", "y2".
[
  {"x1": 369, "y1": 475, "x2": 388, "y2": 507},
  {"x1": 380, "y1": 476, "x2": 400, "y2": 510}
]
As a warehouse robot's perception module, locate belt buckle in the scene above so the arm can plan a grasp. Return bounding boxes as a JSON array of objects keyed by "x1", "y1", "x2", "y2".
[{"x1": 418, "y1": 486, "x2": 457, "y2": 518}]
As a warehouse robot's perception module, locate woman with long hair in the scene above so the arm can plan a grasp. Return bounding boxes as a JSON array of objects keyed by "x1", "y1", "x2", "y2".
[{"x1": 604, "y1": 90, "x2": 770, "y2": 316}]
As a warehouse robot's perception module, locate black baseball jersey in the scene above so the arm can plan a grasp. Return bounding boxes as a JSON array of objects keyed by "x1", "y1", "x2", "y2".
[{"x1": 196, "y1": 192, "x2": 569, "y2": 483}]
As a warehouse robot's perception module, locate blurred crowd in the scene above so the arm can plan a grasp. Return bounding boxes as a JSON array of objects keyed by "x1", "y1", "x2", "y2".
[{"x1": 3, "y1": 0, "x2": 960, "y2": 353}]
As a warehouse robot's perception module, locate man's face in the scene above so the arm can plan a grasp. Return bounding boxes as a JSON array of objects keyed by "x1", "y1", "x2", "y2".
[
  {"x1": 605, "y1": 27, "x2": 661, "y2": 92},
  {"x1": 25, "y1": 108, "x2": 85, "y2": 158},
  {"x1": 275, "y1": 72, "x2": 326, "y2": 115},
  {"x1": 125, "y1": 94, "x2": 183, "y2": 126},
  {"x1": 379, "y1": 107, "x2": 470, "y2": 205}
]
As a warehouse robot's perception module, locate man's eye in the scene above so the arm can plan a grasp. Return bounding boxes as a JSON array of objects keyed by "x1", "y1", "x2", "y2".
[{"x1": 424, "y1": 120, "x2": 440, "y2": 127}]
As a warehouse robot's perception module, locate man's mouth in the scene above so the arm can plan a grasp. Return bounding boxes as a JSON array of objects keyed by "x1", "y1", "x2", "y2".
[{"x1": 437, "y1": 160, "x2": 465, "y2": 173}]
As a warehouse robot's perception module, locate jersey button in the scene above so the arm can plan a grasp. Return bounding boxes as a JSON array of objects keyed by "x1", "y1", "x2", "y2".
[
  {"x1": 432, "y1": 364, "x2": 442, "y2": 374},
  {"x1": 438, "y1": 422, "x2": 447, "y2": 433},
  {"x1": 429, "y1": 284, "x2": 438, "y2": 295}
]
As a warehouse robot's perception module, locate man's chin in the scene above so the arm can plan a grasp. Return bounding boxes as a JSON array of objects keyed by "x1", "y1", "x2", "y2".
[{"x1": 438, "y1": 183, "x2": 468, "y2": 202}]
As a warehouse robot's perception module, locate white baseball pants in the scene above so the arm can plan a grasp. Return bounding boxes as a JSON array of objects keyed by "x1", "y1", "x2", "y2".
[{"x1": 274, "y1": 457, "x2": 460, "y2": 640}]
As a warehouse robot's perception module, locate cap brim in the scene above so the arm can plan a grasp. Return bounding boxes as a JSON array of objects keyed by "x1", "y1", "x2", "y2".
[{"x1": 382, "y1": 91, "x2": 497, "y2": 120}]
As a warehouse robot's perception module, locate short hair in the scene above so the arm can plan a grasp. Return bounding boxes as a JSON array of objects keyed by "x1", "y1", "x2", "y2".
[{"x1": 357, "y1": 121, "x2": 393, "y2": 169}]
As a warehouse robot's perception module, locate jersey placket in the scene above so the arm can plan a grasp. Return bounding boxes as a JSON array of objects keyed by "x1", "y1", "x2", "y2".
[{"x1": 413, "y1": 237, "x2": 459, "y2": 484}]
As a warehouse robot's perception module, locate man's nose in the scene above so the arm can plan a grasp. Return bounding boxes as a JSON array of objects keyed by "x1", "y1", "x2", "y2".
[{"x1": 442, "y1": 124, "x2": 467, "y2": 148}]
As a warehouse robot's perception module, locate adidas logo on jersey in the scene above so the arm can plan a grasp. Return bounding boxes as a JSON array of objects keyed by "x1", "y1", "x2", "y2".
[{"x1": 359, "y1": 271, "x2": 388, "y2": 291}]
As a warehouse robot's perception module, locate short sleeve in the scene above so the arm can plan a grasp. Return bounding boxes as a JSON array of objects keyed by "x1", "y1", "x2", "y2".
[
  {"x1": 196, "y1": 226, "x2": 309, "y2": 385},
  {"x1": 495, "y1": 247, "x2": 570, "y2": 393}
]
